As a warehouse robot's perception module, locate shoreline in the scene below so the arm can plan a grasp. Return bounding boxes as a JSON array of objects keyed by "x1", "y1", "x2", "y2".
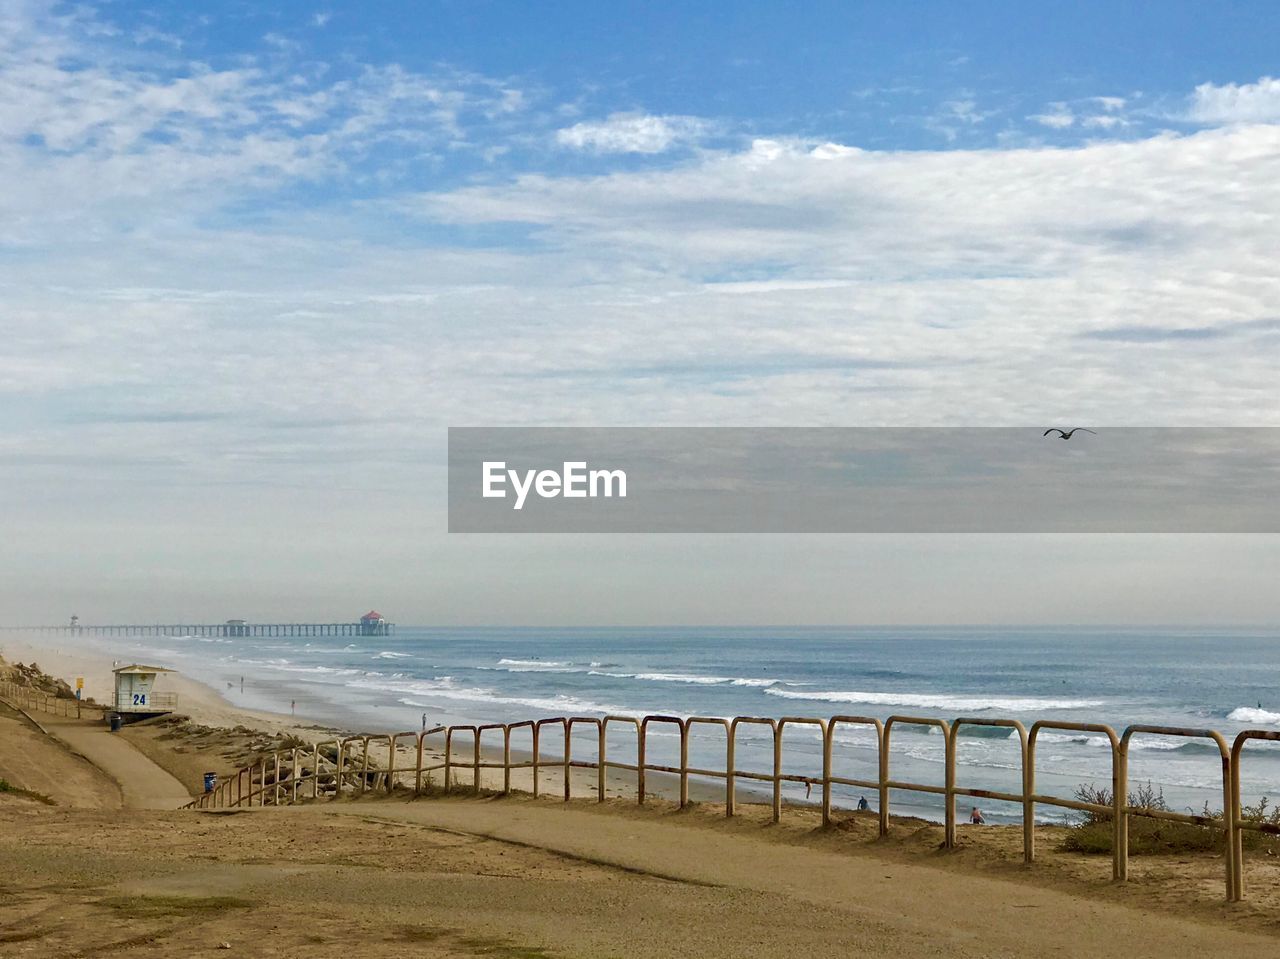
[
  {"x1": 0, "y1": 631, "x2": 336, "y2": 742},
  {"x1": 0, "y1": 631, "x2": 725, "y2": 806}
]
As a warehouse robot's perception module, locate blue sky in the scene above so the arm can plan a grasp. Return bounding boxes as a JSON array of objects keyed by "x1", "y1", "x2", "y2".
[
  {"x1": 39, "y1": 1, "x2": 1280, "y2": 194},
  {"x1": 3, "y1": 1, "x2": 1280, "y2": 623}
]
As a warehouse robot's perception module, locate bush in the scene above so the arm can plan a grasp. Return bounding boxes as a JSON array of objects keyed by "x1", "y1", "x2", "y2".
[{"x1": 1061, "y1": 781, "x2": 1280, "y2": 856}]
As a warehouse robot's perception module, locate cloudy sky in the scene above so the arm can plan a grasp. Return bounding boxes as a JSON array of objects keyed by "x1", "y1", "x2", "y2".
[{"x1": 3, "y1": 0, "x2": 1279, "y2": 626}]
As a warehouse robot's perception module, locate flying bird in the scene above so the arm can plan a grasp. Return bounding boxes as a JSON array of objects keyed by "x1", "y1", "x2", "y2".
[{"x1": 1043, "y1": 427, "x2": 1096, "y2": 440}]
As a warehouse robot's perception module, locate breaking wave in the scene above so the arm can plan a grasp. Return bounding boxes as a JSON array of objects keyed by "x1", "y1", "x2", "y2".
[{"x1": 762, "y1": 688, "x2": 1104, "y2": 712}]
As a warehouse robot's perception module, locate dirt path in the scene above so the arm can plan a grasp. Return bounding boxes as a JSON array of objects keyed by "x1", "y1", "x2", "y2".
[
  {"x1": 38, "y1": 715, "x2": 192, "y2": 809},
  {"x1": 313, "y1": 796, "x2": 1280, "y2": 959},
  {"x1": 2, "y1": 794, "x2": 1278, "y2": 958},
  {"x1": 0, "y1": 703, "x2": 120, "y2": 808}
]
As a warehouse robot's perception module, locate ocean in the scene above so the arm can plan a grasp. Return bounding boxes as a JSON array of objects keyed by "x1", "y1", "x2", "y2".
[{"x1": 68, "y1": 625, "x2": 1280, "y2": 824}]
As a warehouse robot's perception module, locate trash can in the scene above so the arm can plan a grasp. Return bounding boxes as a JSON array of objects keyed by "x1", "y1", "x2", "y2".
[
  {"x1": 203, "y1": 772, "x2": 218, "y2": 793},
  {"x1": 109, "y1": 714, "x2": 122, "y2": 732}
]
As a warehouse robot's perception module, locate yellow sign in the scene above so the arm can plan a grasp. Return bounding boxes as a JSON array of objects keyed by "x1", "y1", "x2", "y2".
[{"x1": 75, "y1": 677, "x2": 83, "y2": 689}]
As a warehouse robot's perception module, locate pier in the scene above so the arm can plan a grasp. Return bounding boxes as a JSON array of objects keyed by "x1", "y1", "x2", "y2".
[{"x1": 1, "y1": 614, "x2": 394, "y2": 638}]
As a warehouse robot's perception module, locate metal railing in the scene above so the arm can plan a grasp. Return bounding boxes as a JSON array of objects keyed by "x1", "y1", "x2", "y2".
[
  {"x1": 175, "y1": 707, "x2": 1280, "y2": 903},
  {"x1": 1, "y1": 680, "x2": 103, "y2": 720}
]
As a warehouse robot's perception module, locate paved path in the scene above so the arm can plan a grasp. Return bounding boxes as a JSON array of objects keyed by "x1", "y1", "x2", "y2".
[{"x1": 39, "y1": 714, "x2": 190, "y2": 809}]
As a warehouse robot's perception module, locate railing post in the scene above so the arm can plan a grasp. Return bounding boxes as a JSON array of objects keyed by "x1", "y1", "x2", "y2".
[
  {"x1": 532, "y1": 723, "x2": 540, "y2": 798},
  {"x1": 474, "y1": 730, "x2": 482, "y2": 795},
  {"x1": 1111, "y1": 736, "x2": 1123, "y2": 882},
  {"x1": 334, "y1": 741, "x2": 344, "y2": 801},
  {"x1": 727, "y1": 727, "x2": 737, "y2": 814},
  {"x1": 1221, "y1": 744, "x2": 1237, "y2": 902},
  {"x1": 1023, "y1": 736, "x2": 1035, "y2": 863},
  {"x1": 725, "y1": 723, "x2": 736, "y2": 817},
  {"x1": 679, "y1": 722, "x2": 690, "y2": 809},
  {"x1": 360, "y1": 737, "x2": 371, "y2": 796},
  {"x1": 878, "y1": 729, "x2": 889, "y2": 837},
  {"x1": 770, "y1": 724, "x2": 782, "y2": 823},
  {"x1": 563, "y1": 722, "x2": 571, "y2": 802},
  {"x1": 598, "y1": 722, "x2": 607, "y2": 803},
  {"x1": 444, "y1": 728, "x2": 453, "y2": 791},
  {"x1": 637, "y1": 721, "x2": 647, "y2": 805},
  {"x1": 1115, "y1": 737, "x2": 1129, "y2": 883},
  {"x1": 415, "y1": 733, "x2": 425, "y2": 796},
  {"x1": 943, "y1": 732, "x2": 956, "y2": 849},
  {"x1": 503, "y1": 726, "x2": 512, "y2": 796},
  {"x1": 1232, "y1": 734, "x2": 1246, "y2": 901},
  {"x1": 821, "y1": 732, "x2": 832, "y2": 827},
  {"x1": 386, "y1": 737, "x2": 396, "y2": 795}
]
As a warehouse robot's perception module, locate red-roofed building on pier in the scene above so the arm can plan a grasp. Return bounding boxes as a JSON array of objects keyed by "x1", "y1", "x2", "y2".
[{"x1": 359, "y1": 610, "x2": 391, "y2": 636}]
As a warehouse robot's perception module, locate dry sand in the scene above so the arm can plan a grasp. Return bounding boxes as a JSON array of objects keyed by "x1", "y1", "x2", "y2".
[
  {"x1": 3, "y1": 793, "x2": 1280, "y2": 958},
  {"x1": 0, "y1": 699, "x2": 120, "y2": 808}
]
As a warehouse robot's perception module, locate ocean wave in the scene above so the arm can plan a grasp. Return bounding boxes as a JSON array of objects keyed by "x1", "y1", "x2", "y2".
[
  {"x1": 230, "y1": 658, "x2": 372, "y2": 679},
  {"x1": 1033, "y1": 731, "x2": 1236, "y2": 756},
  {"x1": 588, "y1": 669, "x2": 779, "y2": 688},
  {"x1": 481, "y1": 658, "x2": 584, "y2": 673},
  {"x1": 762, "y1": 688, "x2": 1104, "y2": 712},
  {"x1": 1228, "y1": 707, "x2": 1280, "y2": 726},
  {"x1": 374, "y1": 651, "x2": 413, "y2": 660},
  {"x1": 393, "y1": 689, "x2": 645, "y2": 719},
  {"x1": 345, "y1": 674, "x2": 640, "y2": 718}
]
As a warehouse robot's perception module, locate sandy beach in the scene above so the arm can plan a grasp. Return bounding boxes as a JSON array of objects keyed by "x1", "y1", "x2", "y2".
[
  {"x1": 0, "y1": 631, "x2": 328, "y2": 740},
  {"x1": 0, "y1": 630, "x2": 718, "y2": 805}
]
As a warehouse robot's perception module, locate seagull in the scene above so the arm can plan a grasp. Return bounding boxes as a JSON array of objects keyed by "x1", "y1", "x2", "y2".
[{"x1": 1043, "y1": 427, "x2": 1096, "y2": 440}]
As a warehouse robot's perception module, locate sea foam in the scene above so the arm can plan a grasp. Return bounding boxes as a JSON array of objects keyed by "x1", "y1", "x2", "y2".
[{"x1": 763, "y1": 687, "x2": 1104, "y2": 712}]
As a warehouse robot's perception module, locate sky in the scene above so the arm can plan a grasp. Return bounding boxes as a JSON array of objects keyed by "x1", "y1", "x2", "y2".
[{"x1": 2, "y1": 0, "x2": 1280, "y2": 626}]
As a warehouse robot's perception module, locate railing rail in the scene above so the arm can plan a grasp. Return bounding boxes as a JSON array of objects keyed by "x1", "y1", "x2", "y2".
[
  {"x1": 0, "y1": 681, "x2": 103, "y2": 720},
  {"x1": 160, "y1": 700, "x2": 1280, "y2": 904}
]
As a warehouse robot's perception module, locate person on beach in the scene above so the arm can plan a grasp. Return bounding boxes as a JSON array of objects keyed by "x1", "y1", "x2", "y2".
[
  {"x1": 857, "y1": 796, "x2": 869, "y2": 811},
  {"x1": 970, "y1": 806, "x2": 986, "y2": 825}
]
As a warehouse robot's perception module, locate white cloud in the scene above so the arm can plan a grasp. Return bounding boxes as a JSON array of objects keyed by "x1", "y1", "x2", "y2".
[
  {"x1": 1031, "y1": 110, "x2": 1074, "y2": 129},
  {"x1": 942, "y1": 99, "x2": 985, "y2": 124},
  {"x1": 1031, "y1": 95, "x2": 1134, "y2": 132},
  {"x1": 0, "y1": 4, "x2": 528, "y2": 242},
  {"x1": 1082, "y1": 114, "x2": 1126, "y2": 129},
  {"x1": 1186, "y1": 76, "x2": 1280, "y2": 123},
  {"x1": 3, "y1": 10, "x2": 1280, "y2": 619},
  {"x1": 556, "y1": 112, "x2": 708, "y2": 153}
]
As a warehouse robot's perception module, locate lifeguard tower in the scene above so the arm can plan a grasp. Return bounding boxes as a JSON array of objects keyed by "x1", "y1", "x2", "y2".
[{"x1": 111, "y1": 664, "x2": 178, "y2": 721}]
